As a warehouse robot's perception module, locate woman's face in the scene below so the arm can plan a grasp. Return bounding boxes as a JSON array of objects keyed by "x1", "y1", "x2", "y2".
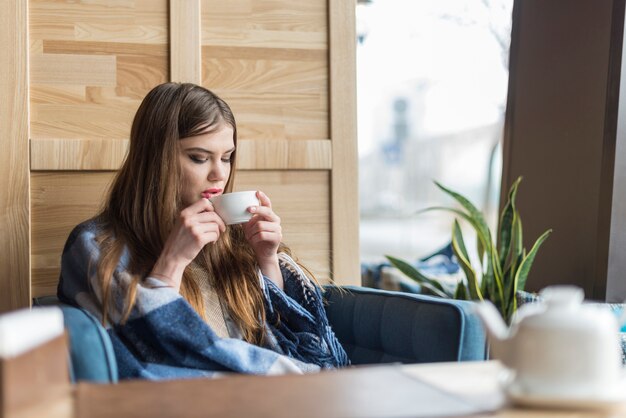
[{"x1": 178, "y1": 124, "x2": 235, "y2": 208}]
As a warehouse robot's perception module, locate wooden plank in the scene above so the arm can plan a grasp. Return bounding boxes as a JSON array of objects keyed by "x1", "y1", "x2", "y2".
[
  {"x1": 202, "y1": 30, "x2": 326, "y2": 50},
  {"x1": 116, "y1": 55, "x2": 169, "y2": 91},
  {"x1": 202, "y1": 45, "x2": 326, "y2": 61},
  {"x1": 30, "y1": 138, "x2": 130, "y2": 171},
  {"x1": 237, "y1": 139, "x2": 331, "y2": 169},
  {"x1": 329, "y1": 0, "x2": 359, "y2": 285},
  {"x1": 31, "y1": 171, "x2": 330, "y2": 297},
  {"x1": 29, "y1": 2, "x2": 135, "y2": 26},
  {"x1": 0, "y1": 0, "x2": 30, "y2": 311},
  {"x1": 30, "y1": 85, "x2": 86, "y2": 105},
  {"x1": 74, "y1": 23, "x2": 167, "y2": 44},
  {"x1": 30, "y1": 138, "x2": 332, "y2": 171},
  {"x1": 202, "y1": 57, "x2": 326, "y2": 94},
  {"x1": 217, "y1": 91, "x2": 328, "y2": 141},
  {"x1": 29, "y1": 22, "x2": 76, "y2": 41},
  {"x1": 30, "y1": 53, "x2": 117, "y2": 86},
  {"x1": 200, "y1": 0, "x2": 327, "y2": 50},
  {"x1": 31, "y1": 102, "x2": 138, "y2": 139},
  {"x1": 43, "y1": 40, "x2": 168, "y2": 57},
  {"x1": 170, "y1": 0, "x2": 201, "y2": 83}
]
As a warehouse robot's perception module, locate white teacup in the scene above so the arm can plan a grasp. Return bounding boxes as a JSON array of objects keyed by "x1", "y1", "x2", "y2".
[{"x1": 210, "y1": 191, "x2": 260, "y2": 225}]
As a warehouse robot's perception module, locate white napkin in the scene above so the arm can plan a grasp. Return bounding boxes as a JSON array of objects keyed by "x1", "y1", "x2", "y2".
[{"x1": 0, "y1": 307, "x2": 64, "y2": 358}]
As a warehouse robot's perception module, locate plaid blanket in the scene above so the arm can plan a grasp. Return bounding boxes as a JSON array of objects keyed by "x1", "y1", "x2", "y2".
[{"x1": 57, "y1": 219, "x2": 349, "y2": 380}]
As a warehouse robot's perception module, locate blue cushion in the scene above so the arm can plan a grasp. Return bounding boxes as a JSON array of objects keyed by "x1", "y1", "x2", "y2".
[
  {"x1": 33, "y1": 296, "x2": 118, "y2": 383},
  {"x1": 324, "y1": 286, "x2": 487, "y2": 364}
]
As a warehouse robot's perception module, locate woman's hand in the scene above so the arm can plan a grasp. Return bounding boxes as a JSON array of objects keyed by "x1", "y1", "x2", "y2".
[
  {"x1": 150, "y1": 198, "x2": 226, "y2": 292},
  {"x1": 243, "y1": 191, "x2": 284, "y2": 289}
]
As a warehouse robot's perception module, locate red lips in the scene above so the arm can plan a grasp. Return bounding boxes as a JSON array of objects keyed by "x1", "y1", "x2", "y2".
[{"x1": 202, "y1": 188, "x2": 223, "y2": 199}]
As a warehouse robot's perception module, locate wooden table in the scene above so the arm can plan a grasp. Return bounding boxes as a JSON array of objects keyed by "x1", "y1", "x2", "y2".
[{"x1": 72, "y1": 361, "x2": 626, "y2": 418}]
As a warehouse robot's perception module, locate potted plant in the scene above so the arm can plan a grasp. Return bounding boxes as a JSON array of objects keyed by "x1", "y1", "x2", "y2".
[{"x1": 386, "y1": 177, "x2": 551, "y2": 323}]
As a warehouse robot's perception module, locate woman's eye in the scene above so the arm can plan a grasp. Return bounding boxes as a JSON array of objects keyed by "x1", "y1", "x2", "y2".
[
  {"x1": 221, "y1": 157, "x2": 232, "y2": 163},
  {"x1": 189, "y1": 155, "x2": 207, "y2": 164}
]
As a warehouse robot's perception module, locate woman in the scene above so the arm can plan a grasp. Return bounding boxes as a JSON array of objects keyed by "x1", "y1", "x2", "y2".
[{"x1": 58, "y1": 82, "x2": 348, "y2": 379}]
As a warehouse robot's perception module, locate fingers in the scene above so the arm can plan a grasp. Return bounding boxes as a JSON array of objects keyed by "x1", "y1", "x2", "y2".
[
  {"x1": 243, "y1": 193, "x2": 282, "y2": 261},
  {"x1": 180, "y1": 199, "x2": 225, "y2": 232},
  {"x1": 181, "y1": 198, "x2": 215, "y2": 216},
  {"x1": 244, "y1": 220, "x2": 282, "y2": 242},
  {"x1": 248, "y1": 192, "x2": 278, "y2": 221},
  {"x1": 195, "y1": 211, "x2": 226, "y2": 232},
  {"x1": 190, "y1": 222, "x2": 222, "y2": 245},
  {"x1": 256, "y1": 190, "x2": 272, "y2": 208},
  {"x1": 248, "y1": 205, "x2": 280, "y2": 223}
]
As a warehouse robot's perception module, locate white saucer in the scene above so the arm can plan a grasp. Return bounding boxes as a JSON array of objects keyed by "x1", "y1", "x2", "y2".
[{"x1": 505, "y1": 379, "x2": 626, "y2": 411}]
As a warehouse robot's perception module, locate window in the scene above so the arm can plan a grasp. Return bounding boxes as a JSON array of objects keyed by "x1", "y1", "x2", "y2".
[{"x1": 357, "y1": 0, "x2": 513, "y2": 278}]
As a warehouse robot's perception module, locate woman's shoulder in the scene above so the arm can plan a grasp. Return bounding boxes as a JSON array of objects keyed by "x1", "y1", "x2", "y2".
[{"x1": 63, "y1": 216, "x2": 106, "y2": 254}]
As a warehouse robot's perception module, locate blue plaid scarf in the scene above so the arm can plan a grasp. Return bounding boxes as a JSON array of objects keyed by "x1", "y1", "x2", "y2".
[{"x1": 57, "y1": 219, "x2": 349, "y2": 380}]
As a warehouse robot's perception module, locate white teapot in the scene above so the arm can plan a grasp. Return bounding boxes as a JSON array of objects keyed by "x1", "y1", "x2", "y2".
[{"x1": 474, "y1": 286, "x2": 623, "y2": 398}]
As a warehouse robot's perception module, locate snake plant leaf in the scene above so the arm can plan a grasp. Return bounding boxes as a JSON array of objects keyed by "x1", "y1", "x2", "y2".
[
  {"x1": 503, "y1": 252, "x2": 524, "y2": 310},
  {"x1": 477, "y1": 237, "x2": 485, "y2": 276},
  {"x1": 482, "y1": 261, "x2": 495, "y2": 299},
  {"x1": 420, "y1": 206, "x2": 491, "y2": 255},
  {"x1": 434, "y1": 181, "x2": 494, "y2": 254},
  {"x1": 490, "y1": 248, "x2": 505, "y2": 311},
  {"x1": 513, "y1": 229, "x2": 552, "y2": 293},
  {"x1": 385, "y1": 255, "x2": 452, "y2": 298},
  {"x1": 451, "y1": 219, "x2": 482, "y2": 300},
  {"x1": 506, "y1": 295, "x2": 517, "y2": 324},
  {"x1": 511, "y1": 212, "x2": 524, "y2": 260},
  {"x1": 455, "y1": 279, "x2": 468, "y2": 300},
  {"x1": 498, "y1": 177, "x2": 522, "y2": 269}
]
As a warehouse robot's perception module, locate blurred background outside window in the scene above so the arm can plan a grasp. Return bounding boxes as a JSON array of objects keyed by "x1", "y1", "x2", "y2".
[{"x1": 357, "y1": 0, "x2": 513, "y2": 288}]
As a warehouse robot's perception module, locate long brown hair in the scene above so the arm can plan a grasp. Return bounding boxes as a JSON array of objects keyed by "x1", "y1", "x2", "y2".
[{"x1": 96, "y1": 83, "x2": 270, "y2": 344}]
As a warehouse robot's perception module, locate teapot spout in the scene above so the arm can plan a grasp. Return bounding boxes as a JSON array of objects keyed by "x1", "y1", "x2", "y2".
[{"x1": 474, "y1": 301, "x2": 512, "y2": 366}]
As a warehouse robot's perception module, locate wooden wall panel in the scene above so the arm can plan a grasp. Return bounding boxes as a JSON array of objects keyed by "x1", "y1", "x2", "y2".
[
  {"x1": 29, "y1": 0, "x2": 169, "y2": 141},
  {"x1": 0, "y1": 0, "x2": 30, "y2": 312},
  {"x1": 170, "y1": 0, "x2": 201, "y2": 83},
  {"x1": 329, "y1": 0, "x2": 359, "y2": 283},
  {"x1": 31, "y1": 171, "x2": 330, "y2": 297},
  {"x1": 31, "y1": 172, "x2": 115, "y2": 298},
  {"x1": 201, "y1": 0, "x2": 328, "y2": 142}
]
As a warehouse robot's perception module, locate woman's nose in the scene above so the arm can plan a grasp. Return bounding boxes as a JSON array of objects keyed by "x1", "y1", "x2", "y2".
[{"x1": 208, "y1": 162, "x2": 227, "y2": 181}]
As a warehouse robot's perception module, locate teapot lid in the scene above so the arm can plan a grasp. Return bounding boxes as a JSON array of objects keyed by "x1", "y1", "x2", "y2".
[
  {"x1": 519, "y1": 285, "x2": 616, "y2": 334},
  {"x1": 539, "y1": 286, "x2": 584, "y2": 309}
]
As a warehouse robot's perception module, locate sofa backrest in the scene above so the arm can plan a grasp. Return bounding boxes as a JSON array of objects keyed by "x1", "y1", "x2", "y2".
[
  {"x1": 324, "y1": 286, "x2": 488, "y2": 364},
  {"x1": 33, "y1": 296, "x2": 118, "y2": 383}
]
